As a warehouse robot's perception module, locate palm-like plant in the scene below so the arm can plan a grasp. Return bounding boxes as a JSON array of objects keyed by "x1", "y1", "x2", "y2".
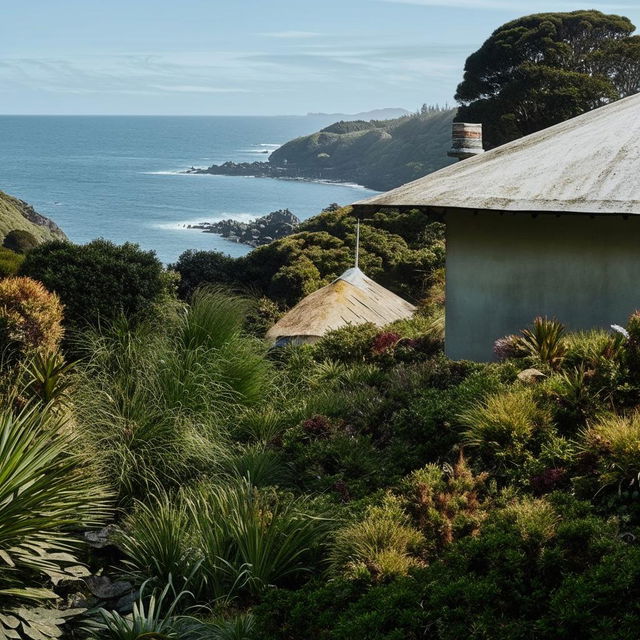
[
  {"x1": 86, "y1": 579, "x2": 191, "y2": 639},
  {"x1": 0, "y1": 402, "x2": 111, "y2": 639},
  {"x1": 519, "y1": 316, "x2": 567, "y2": 370}
]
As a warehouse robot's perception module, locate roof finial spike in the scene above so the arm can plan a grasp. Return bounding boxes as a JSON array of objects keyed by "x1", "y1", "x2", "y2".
[{"x1": 355, "y1": 219, "x2": 360, "y2": 270}]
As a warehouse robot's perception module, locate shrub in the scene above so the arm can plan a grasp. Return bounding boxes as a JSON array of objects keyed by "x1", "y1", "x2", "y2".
[
  {"x1": 3, "y1": 229, "x2": 38, "y2": 254},
  {"x1": 170, "y1": 248, "x2": 237, "y2": 299},
  {"x1": 0, "y1": 276, "x2": 64, "y2": 362},
  {"x1": 329, "y1": 495, "x2": 425, "y2": 581},
  {"x1": 581, "y1": 411, "x2": 640, "y2": 488},
  {"x1": 20, "y1": 238, "x2": 170, "y2": 329},
  {"x1": 253, "y1": 576, "x2": 429, "y2": 640},
  {"x1": 0, "y1": 402, "x2": 110, "y2": 640},
  {"x1": 461, "y1": 387, "x2": 552, "y2": 469},
  {"x1": 399, "y1": 455, "x2": 488, "y2": 556},
  {"x1": 0, "y1": 246, "x2": 24, "y2": 276},
  {"x1": 386, "y1": 364, "x2": 506, "y2": 470},
  {"x1": 281, "y1": 412, "x2": 390, "y2": 499},
  {"x1": 494, "y1": 334, "x2": 524, "y2": 361},
  {"x1": 312, "y1": 323, "x2": 379, "y2": 364}
]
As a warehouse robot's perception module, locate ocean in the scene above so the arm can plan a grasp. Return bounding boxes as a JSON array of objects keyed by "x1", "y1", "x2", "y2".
[{"x1": 0, "y1": 116, "x2": 378, "y2": 263}]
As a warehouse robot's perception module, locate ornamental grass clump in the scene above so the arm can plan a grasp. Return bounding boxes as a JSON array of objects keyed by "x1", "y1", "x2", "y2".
[
  {"x1": 581, "y1": 411, "x2": 640, "y2": 488},
  {"x1": 500, "y1": 497, "x2": 559, "y2": 546},
  {"x1": 329, "y1": 496, "x2": 425, "y2": 582},
  {"x1": 461, "y1": 387, "x2": 552, "y2": 469},
  {"x1": 73, "y1": 289, "x2": 277, "y2": 504},
  {"x1": 120, "y1": 479, "x2": 331, "y2": 602}
]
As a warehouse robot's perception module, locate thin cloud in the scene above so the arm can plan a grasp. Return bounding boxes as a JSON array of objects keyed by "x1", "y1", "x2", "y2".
[
  {"x1": 261, "y1": 31, "x2": 322, "y2": 38},
  {"x1": 151, "y1": 84, "x2": 251, "y2": 93}
]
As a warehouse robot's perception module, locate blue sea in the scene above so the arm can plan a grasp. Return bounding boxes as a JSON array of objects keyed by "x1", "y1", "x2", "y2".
[{"x1": 0, "y1": 116, "x2": 378, "y2": 263}]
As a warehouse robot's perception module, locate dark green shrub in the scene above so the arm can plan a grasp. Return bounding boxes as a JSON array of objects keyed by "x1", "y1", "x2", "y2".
[
  {"x1": 253, "y1": 576, "x2": 429, "y2": 640},
  {"x1": 312, "y1": 323, "x2": 379, "y2": 364},
  {"x1": 170, "y1": 248, "x2": 236, "y2": 299},
  {"x1": 20, "y1": 239, "x2": 170, "y2": 329},
  {"x1": 421, "y1": 495, "x2": 639, "y2": 640},
  {"x1": 282, "y1": 416, "x2": 390, "y2": 499},
  {"x1": 3, "y1": 229, "x2": 38, "y2": 254},
  {"x1": 385, "y1": 365, "x2": 506, "y2": 470}
]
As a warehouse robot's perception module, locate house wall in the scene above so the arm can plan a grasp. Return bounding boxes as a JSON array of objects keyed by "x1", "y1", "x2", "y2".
[{"x1": 445, "y1": 210, "x2": 640, "y2": 361}]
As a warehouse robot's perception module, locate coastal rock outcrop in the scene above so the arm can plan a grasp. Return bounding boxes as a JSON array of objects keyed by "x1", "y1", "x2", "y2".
[{"x1": 188, "y1": 209, "x2": 301, "y2": 247}]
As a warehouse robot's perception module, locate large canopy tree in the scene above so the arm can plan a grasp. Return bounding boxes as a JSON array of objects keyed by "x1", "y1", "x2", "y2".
[{"x1": 455, "y1": 11, "x2": 640, "y2": 148}]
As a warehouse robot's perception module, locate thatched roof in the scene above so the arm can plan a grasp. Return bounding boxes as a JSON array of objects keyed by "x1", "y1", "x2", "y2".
[
  {"x1": 354, "y1": 92, "x2": 640, "y2": 216},
  {"x1": 265, "y1": 267, "x2": 416, "y2": 342}
]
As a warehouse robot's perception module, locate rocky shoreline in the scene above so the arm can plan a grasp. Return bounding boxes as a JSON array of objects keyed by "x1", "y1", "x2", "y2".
[
  {"x1": 185, "y1": 160, "x2": 327, "y2": 182},
  {"x1": 186, "y1": 209, "x2": 301, "y2": 248}
]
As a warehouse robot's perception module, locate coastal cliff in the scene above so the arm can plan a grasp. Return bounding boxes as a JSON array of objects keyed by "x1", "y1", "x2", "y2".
[
  {"x1": 186, "y1": 108, "x2": 456, "y2": 191},
  {"x1": 0, "y1": 190, "x2": 67, "y2": 244}
]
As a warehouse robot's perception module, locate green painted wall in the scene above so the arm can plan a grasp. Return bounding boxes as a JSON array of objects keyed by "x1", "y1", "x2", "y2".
[{"x1": 445, "y1": 210, "x2": 640, "y2": 361}]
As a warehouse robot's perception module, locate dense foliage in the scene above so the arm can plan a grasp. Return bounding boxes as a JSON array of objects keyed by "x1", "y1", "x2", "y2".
[
  {"x1": 172, "y1": 206, "x2": 444, "y2": 306},
  {"x1": 19, "y1": 239, "x2": 172, "y2": 331},
  {"x1": 456, "y1": 10, "x2": 640, "y2": 147}
]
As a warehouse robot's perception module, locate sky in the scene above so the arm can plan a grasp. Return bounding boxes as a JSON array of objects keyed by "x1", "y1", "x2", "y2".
[{"x1": 2, "y1": 0, "x2": 640, "y2": 115}]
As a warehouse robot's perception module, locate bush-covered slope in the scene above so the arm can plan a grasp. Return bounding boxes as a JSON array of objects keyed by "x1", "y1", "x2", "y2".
[
  {"x1": 0, "y1": 190, "x2": 66, "y2": 244},
  {"x1": 269, "y1": 108, "x2": 456, "y2": 191},
  {"x1": 190, "y1": 108, "x2": 457, "y2": 191}
]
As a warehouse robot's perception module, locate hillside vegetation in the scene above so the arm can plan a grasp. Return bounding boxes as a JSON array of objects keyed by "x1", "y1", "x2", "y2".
[
  {"x1": 270, "y1": 107, "x2": 456, "y2": 191},
  {"x1": 190, "y1": 108, "x2": 456, "y2": 191},
  {"x1": 0, "y1": 190, "x2": 67, "y2": 244}
]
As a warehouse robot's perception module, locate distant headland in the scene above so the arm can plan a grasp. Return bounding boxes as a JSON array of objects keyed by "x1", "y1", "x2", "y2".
[{"x1": 185, "y1": 107, "x2": 455, "y2": 192}]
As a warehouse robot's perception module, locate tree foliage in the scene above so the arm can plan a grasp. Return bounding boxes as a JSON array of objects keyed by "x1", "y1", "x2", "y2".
[
  {"x1": 455, "y1": 10, "x2": 639, "y2": 147},
  {"x1": 19, "y1": 239, "x2": 170, "y2": 330},
  {"x1": 171, "y1": 207, "x2": 444, "y2": 308}
]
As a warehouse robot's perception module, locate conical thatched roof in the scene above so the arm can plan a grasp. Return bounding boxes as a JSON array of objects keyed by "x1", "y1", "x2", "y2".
[
  {"x1": 354, "y1": 92, "x2": 640, "y2": 215},
  {"x1": 266, "y1": 267, "x2": 416, "y2": 343}
]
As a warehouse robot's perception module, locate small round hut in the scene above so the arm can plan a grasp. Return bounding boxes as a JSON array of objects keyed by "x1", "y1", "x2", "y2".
[{"x1": 266, "y1": 266, "x2": 416, "y2": 346}]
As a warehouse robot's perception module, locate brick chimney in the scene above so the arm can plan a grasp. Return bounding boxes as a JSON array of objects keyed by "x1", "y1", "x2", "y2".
[{"x1": 448, "y1": 123, "x2": 484, "y2": 161}]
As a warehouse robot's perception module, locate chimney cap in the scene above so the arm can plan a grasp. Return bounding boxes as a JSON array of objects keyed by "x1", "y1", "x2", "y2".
[{"x1": 448, "y1": 122, "x2": 484, "y2": 161}]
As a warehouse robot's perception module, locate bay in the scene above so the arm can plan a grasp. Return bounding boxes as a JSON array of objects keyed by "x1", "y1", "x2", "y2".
[{"x1": 0, "y1": 115, "x2": 378, "y2": 263}]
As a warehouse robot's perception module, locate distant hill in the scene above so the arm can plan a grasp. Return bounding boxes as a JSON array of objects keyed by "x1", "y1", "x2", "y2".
[
  {"x1": 188, "y1": 108, "x2": 457, "y2": 191},
  {"x1": 306, "y1": 108, "x2": 411, "y2": 120},
  {"x1": 270, "y1": 108, "x2": 456, "y2": 191},
  {"x1": 0, "y1": 191, "x2": 67, "y2": 244}
]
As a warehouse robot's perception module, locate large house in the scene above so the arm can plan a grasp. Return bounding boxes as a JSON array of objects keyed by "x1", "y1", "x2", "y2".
[{"x1": 354, "y1": 93, "x2": 640, "y2": 361}]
